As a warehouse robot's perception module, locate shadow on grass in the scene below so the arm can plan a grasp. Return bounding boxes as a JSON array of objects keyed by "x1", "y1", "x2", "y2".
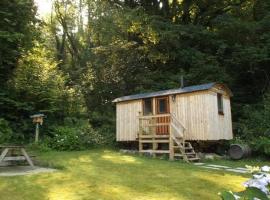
[
  {"x1": 65, "y1": 149, "x2": 247, "y2": 200},
  {"x1": 0, "y1": 149, "x2": 248, "y2": 200},
  {"x1": 34, "y1": 158, "x2": 66, "y2": 170}
]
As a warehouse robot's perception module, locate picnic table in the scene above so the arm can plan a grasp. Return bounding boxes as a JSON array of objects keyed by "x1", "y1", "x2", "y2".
[{"x1": 0, "y1": 146, "x2": 34, "y2": 167}]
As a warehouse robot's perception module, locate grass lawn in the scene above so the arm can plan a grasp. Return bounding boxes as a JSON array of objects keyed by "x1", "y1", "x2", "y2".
[
  {"x1": 0, "y1": 149, "x2": 263, "y2": 200},
  {"x1": 204, "y1": 157, "x2": 270, "y2": 169}
]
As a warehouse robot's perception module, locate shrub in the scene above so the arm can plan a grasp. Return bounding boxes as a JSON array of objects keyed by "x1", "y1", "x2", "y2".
[
  {"x1": 27, "y1": 141, "x2": 52, "y2": 152},
  {"x1": 251, "y1": 136, "x2": 270, "y2": 156},
  {"x1": 48, "y1": 119, "x2": 104, "y2": 151},
  {"x1": 0, "y1": 118, "x2": 12, "y2": 144},
  {"x1": 96, "y1": 124, "x2": 116, "y2": 146},
  {"x1": 237, "y1": 92, "x2": 270, "y2": 156}
]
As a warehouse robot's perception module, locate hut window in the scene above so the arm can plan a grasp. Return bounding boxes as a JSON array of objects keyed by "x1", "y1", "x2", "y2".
[
  {"x1": 156, "y1": 97, "x2": 169, "y2": 114},
  {"x1": 217, "y1": 93, "x2": 224, "y2": 115},
  {"x1": 143, "y1": 98, "x2": 153, "y2": 115}
]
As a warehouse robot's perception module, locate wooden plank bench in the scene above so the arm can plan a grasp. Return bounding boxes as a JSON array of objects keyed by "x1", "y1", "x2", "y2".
[{"x1": 0, "y1": 146, "x2": 34, "y2": 167}]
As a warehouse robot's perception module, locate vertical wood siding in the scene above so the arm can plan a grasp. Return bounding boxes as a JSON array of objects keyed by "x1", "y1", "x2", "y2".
[
  {"x1": 116, "y1": 88, "x2": 233, "y2": 141},
  {"x1": 116, "y1": 100, "x2": 142, "y2": 141},
  {"x1": 170, "y1": 90, "x2": 233, "y2": 140},
  {"x1": 206, "y1": 91, "x2": 233, "y2": 140},
  {"x1": 171, "y1": 91, "x2": 209, "y2": 140}
]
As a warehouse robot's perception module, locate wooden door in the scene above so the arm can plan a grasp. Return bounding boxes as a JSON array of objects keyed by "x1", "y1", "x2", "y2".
[{"x1": 155, "y1": 96, "x2": 170, "y2": 135}]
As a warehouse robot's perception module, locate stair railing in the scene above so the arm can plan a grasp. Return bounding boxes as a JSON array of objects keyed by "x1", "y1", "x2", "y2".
[
  {"x1": 169, "y1": 113, "x2": 189, "y2": 162},
  {"x1": 170, "y1": 113, "x2": 186, "y2": 141}
]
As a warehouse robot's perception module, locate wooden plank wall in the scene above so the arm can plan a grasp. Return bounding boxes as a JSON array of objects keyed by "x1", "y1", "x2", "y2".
[
  {"x1": 206, "y1": 91, "x2": 233, "y2": 140},
  {"x1": 171, "y1": 90, "x2": 233, "y2": 141},
  {"x1": 116, "y1": 87, "x2": 233, "y2": 142},
  {"x1": 116, "y1": 100, "x2": 142, "y2": 141},
  {"x1": 171, "y1": 91, "x2": 209, "y2": 140}
]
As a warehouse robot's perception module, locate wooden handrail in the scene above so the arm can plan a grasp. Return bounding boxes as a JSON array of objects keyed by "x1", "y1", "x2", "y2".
[
  {"x1": 171, "y1": 123, "x2": 183, "y2": 138},
  {"x1": 138, "y1": 113, "x2": 171, "y2": 119},
  {"x1": 170, "y1": 113, "x2": 186, "y2": 140},
  {"x1": 143, "y1": 123, "x2": 171, "y2": 127},
  {"x1": 138, "y1": 113, "x2": 186, "y2": 140},
  {"x1": 171, "y1": 113, "x2": 186, "y2": 131}
]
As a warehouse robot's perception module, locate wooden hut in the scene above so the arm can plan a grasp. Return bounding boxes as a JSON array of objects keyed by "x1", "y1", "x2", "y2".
[{"x1": 112, "y1": 83, "x2": 233, "y2": 162}]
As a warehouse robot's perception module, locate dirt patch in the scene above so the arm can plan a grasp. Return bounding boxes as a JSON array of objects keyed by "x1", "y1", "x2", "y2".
[{"x1": 0, "y1": 166, "x2": 56, "y2": 176}]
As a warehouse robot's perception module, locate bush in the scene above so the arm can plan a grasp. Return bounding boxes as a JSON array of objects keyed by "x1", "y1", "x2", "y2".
[
  {"x1": 27, "y1": 142, "x2": 52, "y2": 152},
  {"x1": 48, "y1": 119, "x2": 104, "y2": 151},
  {"x1": 251, "y1": 136, "x2": 270, "y2": 156},
  {"x1": 96, "y1": 124, "x2": 116, "y2": 146},
  {"x1": 238, "y1": 92, "x2": 270, "y2": 156},
  {"x1": 0, "y1": 118, "x2": 12, "y2": 144}
]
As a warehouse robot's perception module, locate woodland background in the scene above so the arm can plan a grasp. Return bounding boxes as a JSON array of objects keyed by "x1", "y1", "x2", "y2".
[{"x1": 0, "y1": 0, "x2": 270, "y2": 154}]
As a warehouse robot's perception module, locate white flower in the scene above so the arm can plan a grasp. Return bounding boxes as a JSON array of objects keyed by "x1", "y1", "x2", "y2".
[
  {"x1": 253, "y1": 174, "x2": 265, "y2": 179},
  {"x1": 244, "y1": 178, "x2": 270, "y2": 194},
  {"x1": 261, "y1": 166, "x2": 270, "y2": 172}
]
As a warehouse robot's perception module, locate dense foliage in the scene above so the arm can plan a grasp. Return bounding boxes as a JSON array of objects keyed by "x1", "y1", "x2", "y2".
[
  {"x1": 0, "y1": 118, "x2": 12, "y2": 144},
  {"x1": 44, "y1": 118, "x2": 104, "y2": 150},
  {"x1": 0, "y1": 0, "x2": 270, "y2": 152}
]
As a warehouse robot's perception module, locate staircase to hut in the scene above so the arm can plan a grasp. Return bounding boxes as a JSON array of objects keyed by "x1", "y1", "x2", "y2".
[{"x1": 138, "y1": 113, "x2": 200, "y2": 162}]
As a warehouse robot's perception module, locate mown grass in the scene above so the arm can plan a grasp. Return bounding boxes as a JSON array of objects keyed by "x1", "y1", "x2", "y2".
[
  {"x1": 204, "y1": 157, "x2": 270, "y2": 168},
  {"x1": 0, "y1": 149, "x2": 263, "y2": 200}
]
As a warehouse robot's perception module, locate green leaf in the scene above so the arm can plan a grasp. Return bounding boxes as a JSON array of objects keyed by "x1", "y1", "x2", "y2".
[
  {"x1": 219, "y1": 191, "x2": 236, "y2": 200},
  {"x1": 237, "y1": 187, "x2": 269, "y2": 200}
]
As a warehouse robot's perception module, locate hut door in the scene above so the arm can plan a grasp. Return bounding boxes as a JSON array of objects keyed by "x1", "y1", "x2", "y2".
[{"x1": 155, "y1": 96, "x2": 170, "y2": 135}]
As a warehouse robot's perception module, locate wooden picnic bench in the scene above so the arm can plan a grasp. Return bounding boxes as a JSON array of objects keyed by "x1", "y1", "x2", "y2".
[{"x1": 0, "y1": 146, "x2": 34, "y2": 167}]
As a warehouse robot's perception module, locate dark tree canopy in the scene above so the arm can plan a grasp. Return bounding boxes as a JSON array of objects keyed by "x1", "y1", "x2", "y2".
[{"x1": 0, "y1": 0, "x2": 270, "y2": 153}]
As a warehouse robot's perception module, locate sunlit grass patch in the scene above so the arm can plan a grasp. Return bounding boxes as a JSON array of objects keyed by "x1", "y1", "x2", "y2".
[
  {"x1": 102, "y1": 153, "x2": 141, "y2": 164},
  {"x1": 0, "y1": 149, "x2": 257, "y2": 200}
]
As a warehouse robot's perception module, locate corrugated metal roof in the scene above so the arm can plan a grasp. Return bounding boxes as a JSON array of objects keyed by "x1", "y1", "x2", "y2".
[{"x1": 113, "y1": 82, "x2": 231, "y2": 103}]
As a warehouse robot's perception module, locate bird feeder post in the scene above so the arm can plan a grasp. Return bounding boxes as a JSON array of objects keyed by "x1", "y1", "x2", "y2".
[
  {"x1": 35, "y1": 123, "x2": 39, "y2": 143},
  {"x1": 30, "y1": 114, "x2": 45, "y2": 143}
]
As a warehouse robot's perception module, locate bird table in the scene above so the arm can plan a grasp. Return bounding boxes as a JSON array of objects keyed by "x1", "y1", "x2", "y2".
[{"x1": 0, "y1": 146, "x2": 34, "y2": 167}]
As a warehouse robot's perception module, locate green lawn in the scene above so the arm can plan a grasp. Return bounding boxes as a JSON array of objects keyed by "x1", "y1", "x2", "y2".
[
  {"x1": 0, "y1": 149, "x2": 262, "y2": 200},
  {"x1": 204, "y1": 157, "x2": 270, "y2": 169}
]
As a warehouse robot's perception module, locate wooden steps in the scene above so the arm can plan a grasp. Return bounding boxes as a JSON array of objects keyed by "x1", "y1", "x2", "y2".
[
  {"x1": 138, "y1": 136, "x2": 200, "y2": 162},
  {"x1": 173, "y1": 140, "x2": 200, "y2": 162},
  {"x1": 188, "y1": 157, "x2": 200, "y2": 161},
  {"x1": 138, "y1": 113, "x2": 200, "y2": 163}
]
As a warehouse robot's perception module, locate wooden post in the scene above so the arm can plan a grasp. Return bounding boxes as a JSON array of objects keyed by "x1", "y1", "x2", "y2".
[
  {"x1": 138, "y1": 112, "x2": 143, "y2": 155},
  {"x1": 35, "y1": 123, "x2": 39, "y2": 143},
  {"x1": 169, "y1": 123, "x2": 174, "y2": 161}
]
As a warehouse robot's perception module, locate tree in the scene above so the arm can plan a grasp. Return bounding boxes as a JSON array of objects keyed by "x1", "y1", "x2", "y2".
[{"x1": 0, "y1": 0, "x2": 37, "y2": 86}]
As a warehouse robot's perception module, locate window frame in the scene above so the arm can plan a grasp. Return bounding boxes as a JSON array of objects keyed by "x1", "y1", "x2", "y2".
[
  {"x1": 217, "y1": 93, "x2": 224, "y2": 115},
  {"x1": 156, "y1": 96, "x2": 170, "y2": 114},
  {"x1": 142, "y1": 98, "x2": 153, "y2": 116}
]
